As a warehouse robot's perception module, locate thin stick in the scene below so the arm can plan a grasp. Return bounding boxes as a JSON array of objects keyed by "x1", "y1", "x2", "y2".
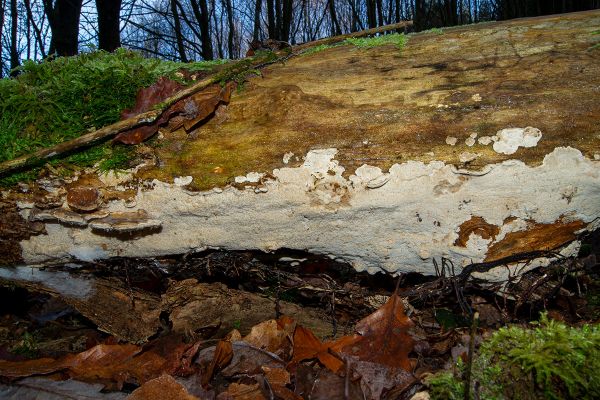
[{"x1": 463, "y1": 311, "x2": 479, "y2": 400}]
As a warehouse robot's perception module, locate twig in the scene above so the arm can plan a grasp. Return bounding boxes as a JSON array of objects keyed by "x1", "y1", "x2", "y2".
[{"x1": 463, "y1": 311, "x2": 479, "y2": 400}]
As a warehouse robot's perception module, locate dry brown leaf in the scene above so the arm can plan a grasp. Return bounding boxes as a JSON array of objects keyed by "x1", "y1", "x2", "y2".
[
  {"x1": 348, "y1": 357, "x2": 416, "y2": 400},
  {"x1": 261, "y1": 366, "x2": 290, "y2": 386},
  {"x1": 243, "y1": 316, "x2": 295, "y2": 357},
  {"x1": 115, "y1": 77, "x2": 184, "y2": 144},
  {"x1": 216, "y1": 382, "x2": 266, "y2": 400},
  {"x1": 0, "y1": 344, "x2": 141, "y2": 380},
  {"x1": 127, "y1": 374, "x2": 199, "y2": 400},
  {"x1": 270, "y1": 384, "x2": 303, "y2": 400},
  {"x1": 202, "y1": 339, "x2": 233, "y2": 387},
  {"x1": 114, "y1": 82, "x2": 234, "y2": 145},
  {"x1": 340, "y1": 292, "x2": 414, "y2": 370},
  {"x1": 290, "y1": 325, "x2": 356, "y2": 373},
  {"x1": 294, "y1": 364, "x2": 363, "y2": 400}
]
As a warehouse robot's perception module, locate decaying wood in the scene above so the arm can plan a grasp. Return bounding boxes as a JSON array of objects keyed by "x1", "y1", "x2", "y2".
[
  {"x1": 0, "y1": 20, "x2": 412, "y2": 177},
  {"x1": 0, "y1": 266, "x2": 335, "y2": 343}
]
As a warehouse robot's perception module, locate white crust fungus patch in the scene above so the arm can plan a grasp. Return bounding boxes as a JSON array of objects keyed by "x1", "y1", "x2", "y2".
[
  {"x1": 19, "y1": 147, "x2": 600, "y2": 277},
  {"x1": 492, "y1": 127, "x2": 542, "y2": 155}
]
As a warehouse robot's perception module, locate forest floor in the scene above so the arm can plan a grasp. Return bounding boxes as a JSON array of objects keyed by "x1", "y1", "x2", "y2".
[{"x1": 0, "y1": 230, "x2": 598, "y2": 399}]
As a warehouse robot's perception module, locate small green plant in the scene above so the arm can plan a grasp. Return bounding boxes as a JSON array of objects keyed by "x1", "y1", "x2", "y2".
[
  {"x1": 302, "y1": 43, "x2": 336, "y2": 56},
  {"x1": 11, "y1": 332, "x2": 39, "y2": 358},
  {"x1": 425, "y1": 27, "x2": 444, "y2": 35},
  {"x1": 344, "y1": 33, "x2": 407, "y2": 50},
  {"x1": 427, "y1": 314, "x2": 600, "y2": 399},
  {"x1": 591, "y1": 30, "x2": 600, "y2": 50},
  {"x1": 232, "y1": 319, "x2": 242, "y2": 330}
]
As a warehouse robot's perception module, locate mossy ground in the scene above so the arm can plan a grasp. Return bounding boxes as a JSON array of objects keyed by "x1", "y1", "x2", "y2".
[
  {"x1": 427, "y1": 314, "x2": 600, "y2": 400},
  {"x1": 0, "y1": 49, "x2": 225, "y2": 186}
]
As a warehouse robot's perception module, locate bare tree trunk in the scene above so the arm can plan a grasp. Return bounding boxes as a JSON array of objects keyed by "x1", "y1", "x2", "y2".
[
  {"x1": 328, "y1": 0, "x2": 342, "y2": 35},
  {"x1": 347, "y1": 0, "x2": 364, "y2": 31},
  {"x1": 24, "y1": 0, "x2": 46, "y2": 58},
  {"x1": 366, "y1": 0, "x2": 377, "y2": 28},
  {"x1": 190, "y1": 0, "x2": 213, "y2": 60},
  {"x1": 170, "y1": 0, "x2": 188, "y2": 61},
  {"x1": 212, "y1": 0, "x2": 224, "y2": 58},
  {"x1": 223, "y1": 0, "x2": 235, "y2": 58},
  {"x1": 267, "y1": 0, "x2": 275, "y2": 38},
  {"x1": 43, "y1": 0, "x2": 83, "y2": 56},
  {"x1": 376, "y1": 0, "x2": 384, "y2": 26},
  {"x1": 9, "y1": 0, "x2": 18, "y2": 75},
  {"x1": 281, "y1": 0, "x2": 292, "y2": 41},
  {"x1": 0, "y1": 0, "x2": 4, "y2": 78},
  {"x1": 414, "y1": 0, "x2": 426, "y2": 31},
  {"x1": 96, "y1": 0, "x2": 122, "y2": 52},
  {"x1": 253, "y1": 0, "x2": 262, "y2": 41},
  {"x1": 275, "y1": 0, "x2": 282, "y2": 39}
]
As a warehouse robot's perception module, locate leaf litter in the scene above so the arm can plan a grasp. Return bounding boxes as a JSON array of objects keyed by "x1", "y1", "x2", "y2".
[{"x1": 0, "y1": 290, "x2": 417, "y2": 399}]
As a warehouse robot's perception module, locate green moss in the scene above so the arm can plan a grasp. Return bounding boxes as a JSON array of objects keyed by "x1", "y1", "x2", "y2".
[
  {"x1": 424, "y1": 27, "x2": 444, "y2": 35},
  {"x1": 427, "y1": 314, "x2": 600, "y2": 400},
  {"x1": 301, "y1": 43, "x2": 337, "y2": 56},
  {"x1": 0, "y1": 49, "x2": 223, "y2": 185},
  {"x1": 344, "y1": 33, "x2": 407, "y2": 49}
]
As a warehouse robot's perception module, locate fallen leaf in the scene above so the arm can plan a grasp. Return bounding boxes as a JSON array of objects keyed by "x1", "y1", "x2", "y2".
[
  {"x1": 348, "y1": 357, "x2": 415, "y2": 400},
  {"x1": 340, "y1": 292, "x2": 414, "y2": 370},
  {"x1": 127, "y1": 374, "x2": 198, "y2": 400},
  {"x1": 270, "y1": 384, "x2": 303, "y2": 400},
  {"x1": 202, "y1": 339, "x2": 233, "y2": 387},
  {"x1": 294, "y1": 364, "x2": 363, "y2": 400},
  {"x1": 216, "y1": 382, "x2": 265, "y2": 400},
  {"x1": 115, "y1": 77, "x2": 184, "y2": 144},
  {"x1": 289, "y1": 325, "x2": 356, "y2": 373},
  {"x1": 261, "y1": 366, "x2": 290, "y2": 386},
  {"x1": 220, "y1": 342, "x2": 283, "y2": 377},
  {"x1": 243, "y1": 317, "x2": 295, "y2": 357},
  {"x1": 0, "y1": 377, "x2": 126, "y2": 400},
  {"x1": 115, "y1": 82, "x2": 234, "y2": 144},
  {"x1": 167, "y1": 83, "x2": 234, "y2": 132},
  {"x1": 0, "y1": 344, "x2": 141, "y2": 379}
]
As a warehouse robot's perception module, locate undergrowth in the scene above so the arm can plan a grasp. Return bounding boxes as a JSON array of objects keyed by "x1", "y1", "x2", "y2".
[
  {"x1": 427, "y1": 313, "x2": 600, "y2": 399},
  {"x1": 344, "y1": 33, "x2": 407, "y2": 49},
  {"x1": 0, "y1": 49, "x2": 224, "y2": 185}
]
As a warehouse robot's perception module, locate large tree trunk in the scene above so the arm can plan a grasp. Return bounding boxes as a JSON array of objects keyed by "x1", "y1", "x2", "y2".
[
  {"x1": 328, "y1": 0, "x2": 342, "y2": 36},
  {"x1": 414, "y1": 0, "x2": 426, "y2": 31},
  {"x1": 266, "y1": 0, "x2": 275, "y2": 39},
  {"x1": 223, "y1": 0, "x2": 235, "y2": 58},
  {"x1": 3, "y1": 12, "x2": 600, "y2": 284},
  {"x1": 9, "y1": 0, "x2": 18, "y2": 75},
  {"x1": 44, "y1": 0, "x2": 83, "y2": 56},
  {"x1": 96, "y1": 0, "x2": 122, "y2": 52},
  {"x1": 281, "y1": 0, "x2": 293, "y2": 41},
  {"x1": 253, "y1": 0, "x2": 262, "y2": 41},
  {"x1": 190, "y1": 0, "x2": 214, "y2": 61},
  {"x1": 366, "y1": 0, "x2": 377, "y2": 28},
  {"x1": 170, "y1": 0, "x2": 188, "y2": 62},
  {"x1": 0, "y1": 0, "x2": 4, "y2": 77}
]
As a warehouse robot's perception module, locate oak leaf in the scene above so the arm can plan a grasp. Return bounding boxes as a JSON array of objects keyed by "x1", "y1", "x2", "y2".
[{"x1": 340, "y1": 292, "x2": 414, "y2": 370}]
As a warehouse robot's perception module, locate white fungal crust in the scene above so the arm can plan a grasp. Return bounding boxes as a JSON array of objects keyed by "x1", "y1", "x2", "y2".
[
  {"x1": 492, "y1": 127, "x2": 542, "y2": 155},
  {"x1": 19, "y1": 146, "x2": 600, "y2": 277}
]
